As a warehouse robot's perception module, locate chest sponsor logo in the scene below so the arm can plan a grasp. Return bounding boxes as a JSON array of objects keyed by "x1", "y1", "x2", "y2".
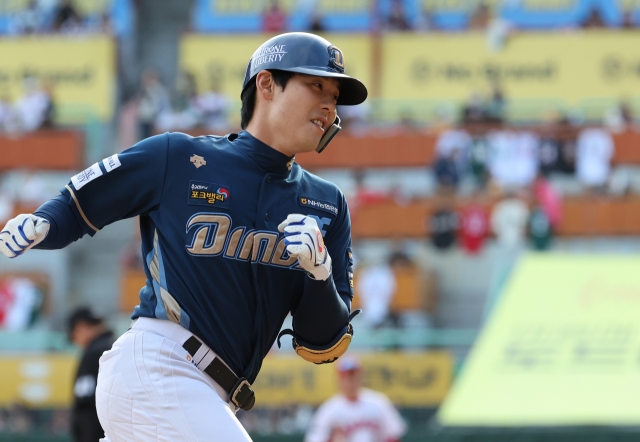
[
  {"x1": 299, "y1": 197, "x2": 338, "y2": 216},
  {"x1": 188, "y1": 181, "x2": 230, "y2": 209},
  {"x1": 190, "y1": 154, "x2": 206, "y2": 168}
]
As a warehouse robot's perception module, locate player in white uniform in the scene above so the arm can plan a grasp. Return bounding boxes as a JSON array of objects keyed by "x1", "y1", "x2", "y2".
[{"x1": 305, "y1": 356, "x2": 407, "y2": 442}]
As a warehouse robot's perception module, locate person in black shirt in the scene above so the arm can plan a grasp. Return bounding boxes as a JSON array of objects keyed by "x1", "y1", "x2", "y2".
[
  {"x1": 67, "y1": 307, "x2": 114, "y2": 442},
  {"x1": 53, "y1": 0, "x2": 82, "y2": 31}
]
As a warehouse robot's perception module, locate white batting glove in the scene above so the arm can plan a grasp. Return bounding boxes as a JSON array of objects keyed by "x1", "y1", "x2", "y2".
[
  {"x1": 278, "y1": 214, "x2": 332, "y2": 281},
  {"x1": 0, "y1": 214, "x2": 50, "y2": 258}
]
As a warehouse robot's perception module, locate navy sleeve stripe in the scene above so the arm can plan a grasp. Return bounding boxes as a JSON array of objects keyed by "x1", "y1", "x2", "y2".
[{"x1": 65, "y1": 185, "x2": 99, "y2": 232}]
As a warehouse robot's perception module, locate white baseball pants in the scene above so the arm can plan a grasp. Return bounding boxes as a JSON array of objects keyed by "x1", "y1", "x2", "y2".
[{"x1": 96, "y1": 318, "x2": 252, "y2": 441}]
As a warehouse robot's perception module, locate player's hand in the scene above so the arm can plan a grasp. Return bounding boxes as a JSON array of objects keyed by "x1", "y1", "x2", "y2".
[
  {"x1": 278, "y1": 214, "x2": 332, "y2": 281},
  {"x1": 0, "y1": 214, "x2": 50, "y2": 258}
]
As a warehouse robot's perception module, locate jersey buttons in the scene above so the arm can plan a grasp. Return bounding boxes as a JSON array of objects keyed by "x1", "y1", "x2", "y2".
[
  {"x1": 266, "y1": 176, "x2": 272, "y2": 184},
  {"x1": 264, "y1": 213, "x2": 269, "y2": 221}
]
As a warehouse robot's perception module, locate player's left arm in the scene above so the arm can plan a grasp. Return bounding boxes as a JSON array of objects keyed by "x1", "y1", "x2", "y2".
[
  {"x1": 380, "y1": 394, "x2": 408, "y2": 442},
  {"x1": 277, "y1": 194, "x2": 358, "y2": 364}
]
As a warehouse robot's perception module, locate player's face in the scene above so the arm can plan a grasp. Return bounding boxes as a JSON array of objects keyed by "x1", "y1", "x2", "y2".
[
  {"x1": 338, "y1": 368, "x2": 362, "y2": 400},
  {"x1": 270, "y1": 74, "x2": 339, "y2": 156}
]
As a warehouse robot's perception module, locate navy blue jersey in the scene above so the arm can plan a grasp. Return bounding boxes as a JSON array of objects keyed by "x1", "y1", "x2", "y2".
[{"x1": 38, "y1": 131, "x2": 354, "y2": 382}]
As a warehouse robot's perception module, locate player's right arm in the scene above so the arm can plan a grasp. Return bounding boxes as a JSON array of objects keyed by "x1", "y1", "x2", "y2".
[{"x1": 0, "y1": 134, "x2": 169, "y2": 258}]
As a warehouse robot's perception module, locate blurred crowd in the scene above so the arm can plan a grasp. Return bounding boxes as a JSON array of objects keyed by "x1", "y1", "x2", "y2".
[
  {"x1": 9, "y1": 0, "x2": 114, "y2": 35},
  {"x1": 133, "y1": 68, "x2": 233, "y2": 140},
  {"x1": 0, "y1": 405, "x2": 69, "y2": 436},
  {"x1": 442, "y1": 123, "x2": 619, "y2": 192},
  {"x1": 383, "y1": 0, "x2": 639, "y2": 33},
  {"x1": 0, "y1": 77, "x2": 54, "y2": 135},
  {"x1": 254, "y1": 0, "x2": 639, "y2": 34}
]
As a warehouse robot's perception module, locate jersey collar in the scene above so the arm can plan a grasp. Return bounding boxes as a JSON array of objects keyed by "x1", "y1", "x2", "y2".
[{"x1": 232, "y1": 131, "x2": 294, "y2": 175}]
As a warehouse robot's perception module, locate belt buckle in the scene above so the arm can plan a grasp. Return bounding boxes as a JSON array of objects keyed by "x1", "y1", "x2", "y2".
[{"x1": 230, "y1": 378, "x2": 255, "y2": 411}]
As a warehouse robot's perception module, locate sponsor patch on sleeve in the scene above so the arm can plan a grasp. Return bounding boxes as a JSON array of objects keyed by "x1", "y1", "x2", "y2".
[
  {"x1": 299, "y1": 196, "x2": 338, "y2": 216},
  {"x1": 71, "y1": 163, "x2": 103, "y2": 190},
  {"x1": 188, "y1": 181, "x2": 230, "y2": 209},
  {"x1": 102, "y1": 154, "x2": 121, "y2": 172}
]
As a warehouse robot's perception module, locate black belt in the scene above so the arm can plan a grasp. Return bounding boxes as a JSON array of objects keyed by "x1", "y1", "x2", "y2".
[{"x1": 182, "y1": 336, "x2": 255, "y2": 411}]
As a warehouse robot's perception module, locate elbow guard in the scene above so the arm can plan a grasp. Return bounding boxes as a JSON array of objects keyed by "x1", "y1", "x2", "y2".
[{"x1": 277, "y1": 310, "x2": 360, "y2": 365}]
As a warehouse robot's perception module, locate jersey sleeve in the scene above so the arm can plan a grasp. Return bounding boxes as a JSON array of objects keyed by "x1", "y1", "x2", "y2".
[
  {"x1": 59, "y1": 133, "x2": 169, "y2": 233},
  {"x1": 290, "y1": 192, "x2": 353, "y2": 346},
  {"x1": 379, "y1": 394, "x2": 408, "y2": 440},
  {"x1": 323, "y1": 193, "x2": 354, "y2": 306}
]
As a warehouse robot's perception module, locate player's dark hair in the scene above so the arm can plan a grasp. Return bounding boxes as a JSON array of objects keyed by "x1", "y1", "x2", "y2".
[{"x1": 240, "y1": 69, "x2": 295, "y2": 130}]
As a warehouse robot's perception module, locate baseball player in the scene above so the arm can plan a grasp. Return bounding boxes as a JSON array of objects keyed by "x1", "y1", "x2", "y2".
[
  {"x1": 305, "y1": 356, "x2": 407, "y2": 442},
  {"x1": 67, "y1": 307, "x2": 114, "y2": 442},
  {"x1": 0, "y1": 32, "x2": 366, "y2": 441}
]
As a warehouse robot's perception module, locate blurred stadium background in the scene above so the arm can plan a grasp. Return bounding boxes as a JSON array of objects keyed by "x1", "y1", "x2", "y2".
[{"x1": 0, "y1": 0, "x2": 640, "y2": 440}]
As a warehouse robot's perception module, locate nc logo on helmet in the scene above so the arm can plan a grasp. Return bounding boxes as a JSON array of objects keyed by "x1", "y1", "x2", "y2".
[{"x1": 329, "y1": 46, "x2": 345, "y2": 72}]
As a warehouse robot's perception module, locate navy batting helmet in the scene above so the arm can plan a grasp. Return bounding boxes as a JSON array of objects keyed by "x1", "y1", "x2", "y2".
[{"x1": 241, "y1": 32, "x2": 368, "y2": 106}]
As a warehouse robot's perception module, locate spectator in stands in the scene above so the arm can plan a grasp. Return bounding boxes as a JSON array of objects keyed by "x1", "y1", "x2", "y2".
[
  {"x1": 386, "y1": 0, "x2": 411, "y2": 31},
  {"x1": 53, "y1": 0, "x2": 82, "y2": 32},
  {"x1": 459, "y1": 195, "x2": 489, "y2": 255},
  {"x1": 622, "y1": 9, "x2": 636, "y2": 28},
  {"x1": 136, "y1": 68, "x2": 170, "y2": 140},
  {"x1": 604, "y1": 98, "x2": 634, "y2": 132},
  {"x1": 428, "y1": 196, "x2": 458, "y2": 251},
  {"x1": 13, "y1": 76, "x2": 52, "y2": 132},
  {"x1": 309, "y1": 13, "x2": 325, "y2": 32},
  {"x1": 11, "y1": 0, "x2": 48, "y2": 34},
  {"x1": 490, "y1": 192, "x2": 529, "y2": 248},
  {"x1": 468, "y1": 1, "x2": 491, "y2": 30},
  {"x1": 414, "y1": 5, "x2": 434, "y2": 31},
  {"x1": 486, "y1": 14, "x2": 513, "y2": 52},
  {"x1": 575, "y1": 127, "x2": 614, "y2": 192},
  {"x1": 0, "y1": 278, "x2": 41, "y2": 330},
  {"x1": 18, "y1": 171, "x2": 48, "y2": 207},
  {"x1": 538, "y1": 135, "x2": 561, "y2": 177},
  {"x1": 435, "y1": 127, "x2": 472, "y2": 179},
  {"x1": 193, "y1": 76, "x2": 232, "y2": 132},
  {"x1": 40, "y1": 80, "x2": 55, "y2": 128},
  {"x1": 487, "y1": 130, "x2": 539, "y2": 191},
  {"x1": 348, "y1": 170, "x2": 388, "y2": 223},
  {"x1": 434, "y1": 148, "x2": 459, "y2": 193},
  {"x1": 558, "y1": 138, "x2": 577, "y2": 174},
  {"x1": 338, "y1": 102, "x2": 371, "y2": 134},
  {"x1": 485, "y1": 81, "x2": 505, "y2": 123},
  {"x1": 356, "y1": 256, "x2": 396, "y2": 328},
  {"x1": 155, "y1": 70, "x2": 199, "y2": 132},
  {"x1": 529, "y1": 205, "x2": 553, "y2": 251},
  {"x1": 263, "y1": 0, "x2": 287, "y2": 33},
  {"x1": 305, "y1": 356, "x2": 407, "y2": 442},
  {"x1": 0, "y1": 92, "x2": 14, "y2": 133},
  {"x1": 461, "y1": 91, "x2": 486, "y2": 124},
  {"x1": 85, "y1": 10, "x2": 113, "y2": 34},
  {"x1": 470, "y1": 135, "x2": 490, "y2": 188},
  {"x1": 533, "y1": 174, "x2": 562, "y2": 230},
  {"x1": 581, "y1": 6, "x2": 606, "y2": 28},
  {"x1": 398, "y1": 109, "x2": 421, "y2": 131},
  {"x1": 68, "y1": 307, "x2": 114, "y2": 442}
]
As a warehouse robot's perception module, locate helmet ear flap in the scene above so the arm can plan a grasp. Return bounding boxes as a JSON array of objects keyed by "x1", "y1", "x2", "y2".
[{"x1": 316, "y1": 114, "x2": 341, "y2": 154}]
